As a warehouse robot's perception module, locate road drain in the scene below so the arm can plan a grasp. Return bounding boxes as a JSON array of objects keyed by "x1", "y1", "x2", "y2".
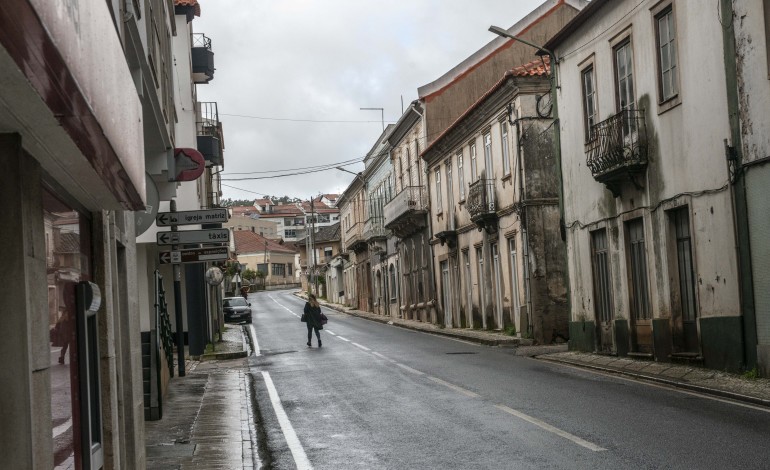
[{"x1": 445, "y1": 352, "x2": 478, "y2": 355}]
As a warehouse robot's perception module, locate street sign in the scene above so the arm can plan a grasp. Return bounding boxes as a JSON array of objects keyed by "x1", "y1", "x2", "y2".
[
  {"x1": 158, "y1": 246, "x2": 229, "y2": 265},
  {"x1": 156, "y1": 228, "x2": 230, "y2": 245},
  {"x1": 156, "y1": 208, "x2": 228, "y2": 227}
]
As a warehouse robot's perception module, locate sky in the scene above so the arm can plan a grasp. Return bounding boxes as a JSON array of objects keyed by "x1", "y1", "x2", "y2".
[{"x1": 194, "y1": 0, "x2": 544, "y2": 202}]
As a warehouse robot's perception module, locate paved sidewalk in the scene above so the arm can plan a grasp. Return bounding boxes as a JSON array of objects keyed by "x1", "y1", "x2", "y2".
[
  {"x1": 304, "y1": 292, "x2": 770, "y2": 408},
  {"x1": 145, "y1": 326, "x2": 259, "y2": 470}
]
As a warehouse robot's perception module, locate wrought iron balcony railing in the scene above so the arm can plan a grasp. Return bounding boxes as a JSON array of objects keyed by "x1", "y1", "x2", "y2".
[
  {"x1": 586, "y1": 109, "x2": 648, "y2": 189},
  {"x1": 191, "y1": 33, "x2": 215, "y2": 84},
  {"x1": 197, "y1": 102, "x2": 223, "y2": 166},
  {"x1": 383, "y1": 186, "x2": 428, "y2": 229},
  {"x1": 467, "y1": 179, "x2": 496, "y2": 219},
  {"x1": 363, "y1": 217, "x2": 387, "y2": 241}
]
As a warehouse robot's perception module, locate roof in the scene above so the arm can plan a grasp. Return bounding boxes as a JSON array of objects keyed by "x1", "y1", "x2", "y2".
[
  {"x1": 422, "y1": 59, "x2": 550, "y2": 158},
  {"x1": 544, "y1": 0, "x2": 609, "y2": 51},
  {"x1": 174, "y1": 0, "x2": 201, "y2": 17},
  {"x1": 234, "y1": 230, "x2": 297, "y2": 255},
  {"x1": 231, "y1": 205, "x2": 258, "y2": 216},
  {"x1": 417, "y1": 0, "x2": 584, "y2": 100},
  {"x1": 296, "y1": 223, "x2": 341, "y2": 244}
]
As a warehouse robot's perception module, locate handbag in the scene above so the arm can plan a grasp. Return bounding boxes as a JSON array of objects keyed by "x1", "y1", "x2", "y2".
[
  {"x1": 300, "y1": 312, "x2": 307, "y2": 322},
  {"x1": 320, "y1": 312, "x2": 328, "y2": 325}
]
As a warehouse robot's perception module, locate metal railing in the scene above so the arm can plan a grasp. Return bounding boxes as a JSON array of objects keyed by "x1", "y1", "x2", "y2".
[
  {"x1": 586, "y1": 108, "x2": 648, "y2": 178},
  {"x1": 197, "y1": 101, "x2": 220, "y2": 136},
  {"x1": 155, "y1": 270, "x2": 175, "y2": 378},
  {"x1": 363, "y1": 217, "x2": 387, "y2": 240},
  {"x1": 192, "y1": 33, "x2": 212, "y2": 50},
  {"x1": 383, "y1": 185, "x2": 428, "y2": 227},
  {"x1": 466, "y1": 178, "x2": 496, "y2": 219},
  {"x1": 345, "y1": 221, "x2": 364, "y2": 247}
]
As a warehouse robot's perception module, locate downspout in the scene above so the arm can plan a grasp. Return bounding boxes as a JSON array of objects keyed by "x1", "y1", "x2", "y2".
[{"x1": 720, "y1": 0, "x2": 756, "y2": 368}]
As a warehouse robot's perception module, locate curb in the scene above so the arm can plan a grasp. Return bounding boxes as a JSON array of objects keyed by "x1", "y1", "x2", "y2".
[
  {"x1": 309, "y1": 293, "x2": 525, "y2": 348},
  {"x1": 537, "y1": 356, "x2": 770, "y2": 408}
]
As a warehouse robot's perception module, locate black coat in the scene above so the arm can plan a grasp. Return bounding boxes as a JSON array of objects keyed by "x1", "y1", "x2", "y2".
[{"x1": 303, "y1": 302, "x2": 323, "y2": 329}]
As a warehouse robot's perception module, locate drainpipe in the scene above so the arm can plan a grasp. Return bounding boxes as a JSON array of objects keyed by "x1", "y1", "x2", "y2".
[
  {"x1": 720, "y1": 0, "x2": 757, "y2": 368},
  {"x1": 512, "y1": 107, "x2": 534, "y2": 337}
]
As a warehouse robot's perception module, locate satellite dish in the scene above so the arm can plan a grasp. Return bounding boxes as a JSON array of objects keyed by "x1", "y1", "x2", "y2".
[
  {"x1": 205, "y1": 267, "x2": 224, "y2": 286},
  {"x1": 135, "y1": 173, "x2": 160, "y2": 236}
]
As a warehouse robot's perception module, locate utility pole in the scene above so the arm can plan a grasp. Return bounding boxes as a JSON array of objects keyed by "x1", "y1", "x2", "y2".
[{"x1": 310, "y1": 197, "x2": 318, "y2": 295}]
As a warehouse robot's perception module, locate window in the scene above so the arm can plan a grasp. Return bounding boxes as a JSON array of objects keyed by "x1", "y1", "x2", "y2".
[
  {"x1": 501, "y1": 122, "x2": 511, "y2": 175},
  {"x1": 257, "y1": 263, "x2": 268, "y2": 274},
  {"x1": 627, "y1": 219, "x2": 650, "y2": 321},
  {"x1": 287, "y1": 263, "x2": 293, "y2": 276},
  {"x1": 591, "y1": 229, "x2": 613, "y2": 323},
  {"x1": 673, "y1": 208, "x2": 696, "y2": 322},
  {"x1": 324, "y1": 247, "x2": 333, "y2": 261},
  {"x1": 457, "y1": 152, "x2": 466, "y2": 200},
  {"x1": 614, "y1": 39, "x2": 635, "y2": 112},
  {"x1": 508, "y1": 238, "x2": 521, "y2": 326},
  {"x1": 406, "y1": 147, "x2": 413, "y2": 187},
  {"x1": 434, "y1": 169, "x2": 442, "y2": 212},
  {"x1": 389, "y1": 265, "x2": 397, "y2": 301},
  {"x1": 272, "y1": 263, "x2": 285, "y2": 276},
  {"x1": 285, "y1": 229, "x2": 296, "y2": 238},
  {"x1": 582, "y1": 65, "x2": 597, "y2": 141},
  {"x1": 655, "y1": 7, "x2": 678, "y2": 102},
  {"x1": 470, "y1": 143, "x2": 478, "y2": 181},
  {"x1": 483, "y1": 133, "x2": 493, "y2": 178},
  {"x1": 445, "y1": 159, "x2": 454, "y2": 209}
]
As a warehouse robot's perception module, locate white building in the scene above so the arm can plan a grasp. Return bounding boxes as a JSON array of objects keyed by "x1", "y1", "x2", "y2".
[{"x1": 546, "y1": 0, "x2": 746, "y2": 370}]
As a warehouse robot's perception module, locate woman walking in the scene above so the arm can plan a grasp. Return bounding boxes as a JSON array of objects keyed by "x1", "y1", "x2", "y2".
[{"x1": 303, "y1": 293, "x2": 323, "y2": 347}]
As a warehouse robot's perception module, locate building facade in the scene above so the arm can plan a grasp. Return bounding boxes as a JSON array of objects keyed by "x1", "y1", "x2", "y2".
[
  {"x1": 422, "y1": 64, "x2": 568, "y2": 342},
  {"x1": 547, "y1": 0, "x2": 745, "y2": 370}
]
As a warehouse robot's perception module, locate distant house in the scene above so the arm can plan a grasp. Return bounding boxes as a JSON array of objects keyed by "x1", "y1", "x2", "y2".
[{"x1": 233, "y1": 230, "x2": 298, "y2": 288}]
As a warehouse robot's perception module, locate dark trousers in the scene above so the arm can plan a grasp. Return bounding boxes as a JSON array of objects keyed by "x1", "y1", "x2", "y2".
[{"x1": 307, "y1": 324, "x2": 321, "y2": 343}]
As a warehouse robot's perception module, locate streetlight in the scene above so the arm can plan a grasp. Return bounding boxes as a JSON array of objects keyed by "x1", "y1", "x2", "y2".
[
  {"x1": 336, "y1": 166, "x2": 365, "y2": 183},
  {"x1": 488, "y1": 25, "x2": 565, "y2": 242}
]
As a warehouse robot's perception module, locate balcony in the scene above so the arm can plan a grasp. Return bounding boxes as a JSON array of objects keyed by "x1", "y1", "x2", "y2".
[
  {"x1": 191, "y1": 33, "x2": 215, "y2": 84},
  {"x1": 383, "y1": 186, "x2": 429, "y2": 238},
  {"x1": 363, "y1": 217, "x2": 387, "y2": 242},
  {"x1": 197, "y1": 102, "x2": 224, "y2": 167},
  {"x1": 586, "y1": 109, "x2": 648, "y2": 197},
  {"x1": 345, "y1": 222, "x2": 367, "y2": 253},
  {"x1": 466, "y1": 178, "x2": 497, "y2": 233},
  {"x1": 434, "y1": 209, "x2": 458, "y2": 249}
]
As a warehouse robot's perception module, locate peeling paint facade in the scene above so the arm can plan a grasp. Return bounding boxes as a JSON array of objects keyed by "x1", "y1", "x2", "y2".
[
  {"x1": 548, "y1": 0, "x2": 745, "y2": 370},
  {"x1": 732, "y1": 0, "x2": 770, "y2": 375}
]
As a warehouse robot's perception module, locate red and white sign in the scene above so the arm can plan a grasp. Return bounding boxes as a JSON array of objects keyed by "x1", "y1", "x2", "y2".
[{"x1": 172, "y1": 148, "x2": 205, "y2": 181}]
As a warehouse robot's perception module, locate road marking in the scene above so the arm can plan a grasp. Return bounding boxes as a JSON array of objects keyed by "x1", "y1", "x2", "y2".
[
  {"x1": 262, "y1": 372, "x2": 313, "y2": 470},
  {"x1": 52, "y1": 417, "x2": 72, "y2": 439},
  {"x1": 248, "y1": 324, "x2": 260, "y2": 356},
  {"x1": 326, "y1": 331, "x2": 337, "y2": 336},
  {"x1": 495, "y1": 404, "x2": 606, "y2": 452},
  {"x1": 351, "y1": 342, "x2": 371, "y2": 351},
  {"x1": 428, "y1": 376, "x2": 479, "y2": 398},
  {"x1": 396, "y1": 363, "x2": 425, "y2": 376},
  {"x1": 336, "y1": 336, "x2": 351, "y2": 342},
  {"x1": 372, "y1": 351, "x2": 389, "y2": 360},
  {"x1": 269, "y1": 295, "x2": 299, "y2": 316}
]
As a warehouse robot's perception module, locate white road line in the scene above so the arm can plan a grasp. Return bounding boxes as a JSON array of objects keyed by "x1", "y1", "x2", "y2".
[
  {"x1": 336, "y1": 336, "x2": 351, "y2": 342},
  {"x1": 351, "y1": 342, "x2": 371, "y2": 351},
  {"x1": 495, "y1": 404, "x2": 606, "y2": 452},
  {"x1": 52, "y1": 417, "x2": 72, "y2": 439},
  {"x1": 372, "y1": 352, "x2": 389, "y2": 360},
  {"x1": 428, "y1": 376, "x2": 479, "y2": 398},
  {"x1": 395, "y1": 363, "x2": 425, "y2": 376},
  {"x1": 326, "y1": 331, "x2": 337, "y2": 336},
  {"x1": 262, "y1": 372, "x2": 313, "y2": 469},
  {"x1": 270, "y1": 295, "x2": 298, "y2": 315},
  {"x1": 248, "y1": 324, "x2": 260, "y2": 356}
]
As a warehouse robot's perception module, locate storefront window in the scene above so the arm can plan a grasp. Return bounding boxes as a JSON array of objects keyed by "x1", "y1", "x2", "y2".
[{"x1": 45, "y1": 189, "x2": 91, "y2": 470}]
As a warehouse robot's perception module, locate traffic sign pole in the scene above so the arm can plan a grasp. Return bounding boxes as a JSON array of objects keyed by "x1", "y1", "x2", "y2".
[{"x1": 170, "y1": 200, "x2": 186, "y2": 377}]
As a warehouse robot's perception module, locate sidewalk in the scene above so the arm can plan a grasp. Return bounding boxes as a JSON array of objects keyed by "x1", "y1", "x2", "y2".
[
  {"x1": 145, "y1": 325, "x2": 259, "y2": 470},
  {"x1": 308, "y1": 292, "x2": 770, "y2": 408}
]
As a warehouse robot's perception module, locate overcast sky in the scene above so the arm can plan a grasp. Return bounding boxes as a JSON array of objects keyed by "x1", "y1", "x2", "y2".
[{"x1": 194, "y1": 0, "x2": 544, "y2": 202}]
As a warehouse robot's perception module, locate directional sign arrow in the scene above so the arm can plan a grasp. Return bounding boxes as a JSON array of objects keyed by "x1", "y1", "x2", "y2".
[
  {"x1": 156, "y1": 208, "x2": 228, "y2": 227},
  {"x1": 156, "y1": 228, "x2": 229, "y2": 246}
]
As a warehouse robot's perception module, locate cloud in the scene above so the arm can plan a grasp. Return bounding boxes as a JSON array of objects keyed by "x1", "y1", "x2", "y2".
[{"x1": 195, "y1": 0, "x2": 543, "y2": 201}]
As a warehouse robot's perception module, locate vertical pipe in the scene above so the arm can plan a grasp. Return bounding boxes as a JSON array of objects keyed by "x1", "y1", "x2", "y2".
[{"x1": 170, "y1": 200, "x2": 185, "y2": 376}]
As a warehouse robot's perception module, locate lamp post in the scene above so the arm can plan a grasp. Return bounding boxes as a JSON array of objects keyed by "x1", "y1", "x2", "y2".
[{"x1": 336, "y1": 166, "x2": 365, "y2": 183}]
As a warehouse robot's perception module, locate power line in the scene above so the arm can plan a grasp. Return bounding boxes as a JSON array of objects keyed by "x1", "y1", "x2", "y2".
[
  {"x1": 223, "y1": 158, "x2": 361, "y2": 176},
  {"x1": 220, "y1": 113, "x2": 399, "y2": 124}
]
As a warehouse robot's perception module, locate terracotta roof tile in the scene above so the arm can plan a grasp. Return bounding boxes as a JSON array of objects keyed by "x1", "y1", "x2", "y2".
[
  {"x1": 234, "y1": 230, "x2": 297, "y2": 255},
  {"x1": 175, "y1": 0, "x2": 201, "y2": 17}
]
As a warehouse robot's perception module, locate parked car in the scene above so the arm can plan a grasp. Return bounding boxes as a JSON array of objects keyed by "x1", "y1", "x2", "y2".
[{"x1": 223, "y1": 297, "x2": 252, "y2": 324}]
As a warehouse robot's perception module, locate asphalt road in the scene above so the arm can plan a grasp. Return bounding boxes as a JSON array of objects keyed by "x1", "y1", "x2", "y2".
[{"x1": 246, "y1": 289, "x2": 770, "y2": 470}]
